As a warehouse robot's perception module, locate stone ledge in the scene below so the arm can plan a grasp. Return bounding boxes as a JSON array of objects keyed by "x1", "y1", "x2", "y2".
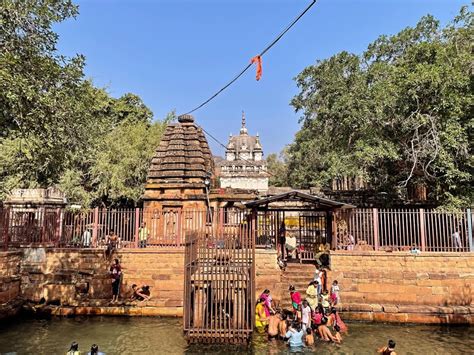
[
  {"x1": 337, "y1": 303, "x2": 474, "y2": 324},
  {"x1": 0, "y1": 298, "x2": 24, "y2": 320},
  {"x1": 332, "y1": 251, "x2": 474, "y2": 258}
]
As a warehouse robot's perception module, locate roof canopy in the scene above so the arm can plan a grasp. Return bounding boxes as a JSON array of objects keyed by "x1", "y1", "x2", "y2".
[{"x1": 245, "y1": 190, "x2": 355, "y2": 211}]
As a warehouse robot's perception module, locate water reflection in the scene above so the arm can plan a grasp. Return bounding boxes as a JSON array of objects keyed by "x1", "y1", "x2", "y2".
[{"x1": 0, "y1": 317, "x2": 472, "y2": 354}]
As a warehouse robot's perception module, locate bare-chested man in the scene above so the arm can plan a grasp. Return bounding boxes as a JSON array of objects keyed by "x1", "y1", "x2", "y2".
[
  {"x1": 278, "y1": 313, "x2": 289, "y2": 340},
  {"x1": 267, "y1": 311, "x2": 281, "y2": 340}
]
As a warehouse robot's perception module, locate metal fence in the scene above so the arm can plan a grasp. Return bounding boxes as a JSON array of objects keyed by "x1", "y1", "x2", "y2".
[
  {"x1": 1, "y1": 207, "x2": 472, "y2": 253},
  {"x1": 336, "y1": 208, "x2": 473, "y2": 252},
  {"x1": 184, "y1": 209, "x2": 255, "y2": 343}
]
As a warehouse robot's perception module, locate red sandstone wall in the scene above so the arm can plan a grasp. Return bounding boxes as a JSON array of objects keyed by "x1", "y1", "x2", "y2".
[
  {"x1": 15, "y1": 248, "x2": 184, "y2": 316},
  {"x1": 0, "y1": 251, "x2": 20, "y2": 320},
  {"x1": 119, "y1": 249, "x2": 184, "y2": 316},
  {"x1": 0, "y1": 251, "x2": 22, "y2": 311},
  {"x1": 4, "y1": 248, "x2": 473, "y2": 323},
  {"x1": 330, "y1": 251, "x2": 474, "y2": 308},
  {"x1": 255, "y1": 250, "x2": 283, "y2": 303}
]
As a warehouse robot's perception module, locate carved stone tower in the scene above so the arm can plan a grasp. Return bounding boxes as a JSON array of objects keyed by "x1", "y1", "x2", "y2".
[{"x1": 143, "y1": 114, "x2": 214, "y2": 211}]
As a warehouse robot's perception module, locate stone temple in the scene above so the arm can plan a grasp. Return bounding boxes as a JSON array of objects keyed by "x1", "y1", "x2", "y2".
[
  {"x1": 143, "y1": 114, "x2": 214, "y2": 211},
  {"x1": 217, "y1": 112, "x2": 269, "y2": 192}
]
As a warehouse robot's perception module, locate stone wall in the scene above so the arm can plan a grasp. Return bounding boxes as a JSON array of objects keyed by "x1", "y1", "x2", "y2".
[
  {"x1": 16, "y1": 248, "x2": 184, "y2": 317},
  {"x1": 254, "y1": 250, "x2": 282, "y2": 302},
  {"x1": 0, "y1": 251, "x2": 22, "y2": 319},
  {"x1": 330, "y1": 251, "x2": 474, "y2": 323},
  {"x1": 2, "y1": 248, "x2": 473, "y2": 324}
]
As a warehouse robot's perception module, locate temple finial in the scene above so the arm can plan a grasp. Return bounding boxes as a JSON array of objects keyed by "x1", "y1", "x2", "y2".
[{"x1": 240, "y1": 110, "x2": 248, "y2": 134}]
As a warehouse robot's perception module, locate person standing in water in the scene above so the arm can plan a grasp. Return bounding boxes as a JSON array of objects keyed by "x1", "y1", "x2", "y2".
[
  {"x1": 88, "y1": 344, "x2": 105, "y2": 355},
  {"x1": 378, "y1": 339, "x2": 397, "y2": 355},
  {"x1": 67, "y1": 342, "x2": 80, "y2": 355},
  {"x1": 255, "y1": 298, "x2": 269, "y2": 333},
  {"x1": 267, "y1": 310, "x2": 281, "y2": 340},
  {"x1": 285, "y1": 322, "x2": 305, "y2": 348},
  {"x1": 278, "y1": 313, "x2": 289, "y2": 340}
]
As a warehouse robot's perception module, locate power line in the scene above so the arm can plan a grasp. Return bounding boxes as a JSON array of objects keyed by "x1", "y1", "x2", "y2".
[{"x1": 182, "y1": 0, "x2": 317, "y2": 116}]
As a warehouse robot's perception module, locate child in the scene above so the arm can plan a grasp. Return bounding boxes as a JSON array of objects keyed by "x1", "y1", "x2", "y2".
[
  {"x1": 289, "y1": 285, "x2": 302, "y2": 314},
  {"x1": 301, "y1": 300, "x2": 312, "y2": 330},
  {"x1": 320, "y1": 289, "x2": 331, "y2": 313},
  {"x1": 305, "y1": 327, "x2": 314, "y2": 346},
  {"x1": 330, "y1": 280, "x2": 340, "y2": 306},
  {"x1": 333, "y1": 324, "x2": 342, "y2": 343}
]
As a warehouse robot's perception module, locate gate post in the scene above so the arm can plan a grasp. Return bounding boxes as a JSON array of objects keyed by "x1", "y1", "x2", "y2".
[
  {"x1": 92, "y1": 207, "x2": 99, "y2": 247},
  {"x1": 467, "y1": 208, "x2": 473, "y2": 252},
  {"x1": 134, "y1": 207, "x2": 140, "y2": 248},
  {"x1": 373, "y1": 208, "x2": 379, "y2": 251},
  {"x1": 419, "y1": 209, "x2": 426, "y2": 252},
  {"x1": 55, "y1": 208, "x2": 61, "y2": 247},
  {"x1": 2, "y1": 208, "x2": 10, "y2": 251}
]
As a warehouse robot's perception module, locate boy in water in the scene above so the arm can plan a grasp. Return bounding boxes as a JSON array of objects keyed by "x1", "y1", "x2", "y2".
[
  {"x1": 378, "y1": 339, "x2": 397, "y2": 355},
  {"x1": 333, "y1": 324, "x2": 343, "y2": 343},
  {"x1": 305, "y1": 327, "x2": 314, "y2": 346}
]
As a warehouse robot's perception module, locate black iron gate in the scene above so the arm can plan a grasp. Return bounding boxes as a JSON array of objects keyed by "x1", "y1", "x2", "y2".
[{"x1": 184, "y1": 209, "x2": 255, "y2": 344}]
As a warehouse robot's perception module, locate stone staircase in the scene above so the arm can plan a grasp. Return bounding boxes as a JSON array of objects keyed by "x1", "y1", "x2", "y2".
[{"x1": 275, "y1": 262, "x2": 317, "y2": 309}]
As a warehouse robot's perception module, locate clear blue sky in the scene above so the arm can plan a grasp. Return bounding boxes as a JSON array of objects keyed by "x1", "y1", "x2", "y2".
[{"x1": 54, "y1": 0, "x2": 467, "y2": 156}]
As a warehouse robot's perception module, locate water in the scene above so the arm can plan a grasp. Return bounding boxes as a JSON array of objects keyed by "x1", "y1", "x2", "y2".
[{"x1": 0, "y1": 316, "x2": 472, "y2": 354}]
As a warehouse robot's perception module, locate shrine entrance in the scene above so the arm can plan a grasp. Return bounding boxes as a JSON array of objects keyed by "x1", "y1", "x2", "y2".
[
  {"x1": 184, "y1": 209, "x2": 255, "y2": 344},
  {"x1": 247, "y1": 191, "x2": 354, "y2": 262}
]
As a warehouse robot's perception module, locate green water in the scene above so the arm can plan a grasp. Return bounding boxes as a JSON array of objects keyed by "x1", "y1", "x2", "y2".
[{"x1": 0, "y1": 317, "x2": 472, "y2": 354}]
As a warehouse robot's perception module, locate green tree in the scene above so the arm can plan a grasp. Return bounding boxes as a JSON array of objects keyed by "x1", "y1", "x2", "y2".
[
  {"x1": 266, "y1": 151, "x2": 289, "y2": 187},
  {"x1": 0, "y1": 0, "x2": 170, "y2": 207},
  {"x1": 288, "y1": 7, "x2": 473, "y2": 207}
]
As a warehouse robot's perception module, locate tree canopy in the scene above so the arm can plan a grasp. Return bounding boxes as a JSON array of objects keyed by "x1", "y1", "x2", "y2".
[
  {"x1": 287, "y1": 7, "x2": 473, "y2": 207},
  {"x1": 0, "y1": 0, "x2": 170, "y2": 207}
]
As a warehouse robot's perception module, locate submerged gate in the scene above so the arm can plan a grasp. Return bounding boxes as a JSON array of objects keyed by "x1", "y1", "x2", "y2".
[{"x1": 184, "y1": 210, "x2": 255, "y2": 344}]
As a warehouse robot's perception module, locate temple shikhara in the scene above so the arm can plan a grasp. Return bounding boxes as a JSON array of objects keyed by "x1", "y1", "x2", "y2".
[{"x1": 218, "y1": 112, "x2": 268, "y2": 192}]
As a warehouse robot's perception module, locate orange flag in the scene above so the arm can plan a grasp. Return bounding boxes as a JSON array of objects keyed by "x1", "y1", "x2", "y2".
[{"x1": 250, "y1": 55, "x2": 262, "y2": 81}]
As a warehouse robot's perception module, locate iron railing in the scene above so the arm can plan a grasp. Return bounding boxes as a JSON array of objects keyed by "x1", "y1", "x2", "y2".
[
  {"x1": 1, "y1": 207, "x2": 472, "y2": 253},
  {"x1": 184, "y1": 209, "x2": 255, "y2": 343},
  {"x1": 336, "y1": 208, "x2": 473, "y2": 252}
]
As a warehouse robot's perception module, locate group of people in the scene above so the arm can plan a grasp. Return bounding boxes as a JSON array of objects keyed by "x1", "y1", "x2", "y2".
[
  {"x1": 255, "y1": 266, "x2": 398, "y2": 352},
  {"x1": 67, "y1": 342, "x2": 104, "y2": 355},
  {"x1": 255, "y1": 290, "x2": 346, "y2": 348},
  {"x1": 255, "y1": 268, "x2": 346, "y2": 349}
]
